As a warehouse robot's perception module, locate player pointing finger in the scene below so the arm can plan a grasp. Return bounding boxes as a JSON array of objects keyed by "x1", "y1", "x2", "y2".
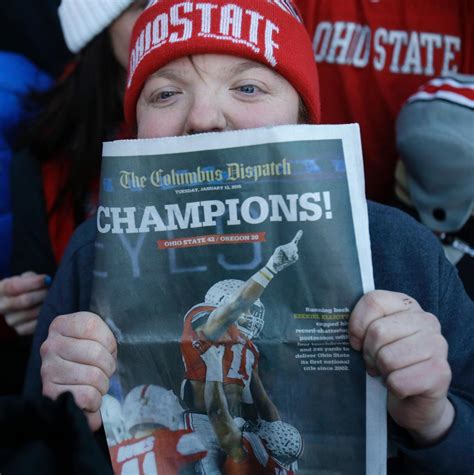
[
  {"x1": 203, "y1": 233, "x2": 304, "y2": 340},
  {"x1": 265, "y1": 230, "x2": 303, "y2": 275},
  {"x1": 292, "y1": 229, "x2": 303, "y2": 245}
]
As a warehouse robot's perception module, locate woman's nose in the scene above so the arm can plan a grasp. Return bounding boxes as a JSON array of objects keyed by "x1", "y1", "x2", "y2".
[{"x1": 184, "y1": 94, "x2": 228, "y2": 135}]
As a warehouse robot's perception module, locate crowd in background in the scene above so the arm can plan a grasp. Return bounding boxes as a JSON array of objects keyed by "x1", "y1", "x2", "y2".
[{"x1": 0, "y1": 0, "x2": 472, "y2": 473}]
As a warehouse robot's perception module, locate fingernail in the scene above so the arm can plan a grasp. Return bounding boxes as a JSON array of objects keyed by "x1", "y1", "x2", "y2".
[
  {"x1": 365, "y1": 354, "x2": 375, "y2": 368},
  {"x1": 44, "y1": 275, "x2": 52, "y2": 286},
  {"x1": 349, "y1": 335, "x2": 361, "y2": 351},
  {"x1": 367, "y1": 367, "x2": 378, "y2": 377}
]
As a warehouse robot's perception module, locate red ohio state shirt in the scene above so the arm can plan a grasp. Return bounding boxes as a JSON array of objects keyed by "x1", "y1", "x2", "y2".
[
  {"x1": 223, "y1": 432, "x2": 295, "y2": 475},
  {"x1": 109, "y1": 428, "x2": 206, "y2": 474},
  {"x1": 294, "y1": 0, "x2": 473, "y2": 202},
  {"x1": 181, "y1": 304, "x2": 259, "y2": 386}
]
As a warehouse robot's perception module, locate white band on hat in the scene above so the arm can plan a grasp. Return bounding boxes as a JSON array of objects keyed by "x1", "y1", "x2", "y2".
[{"x1": 59, "y1": 0, "x2": 134, "y2": 53}]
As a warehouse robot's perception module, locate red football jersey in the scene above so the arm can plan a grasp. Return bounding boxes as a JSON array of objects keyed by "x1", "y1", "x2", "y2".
[
  {"x1": 223, "y1": 432, "x2": 295, "y2": 475},
  {"x1": 109, "y1": 428, "x2": 206, "y2": 474},
  {"x1": 294, "y1": 0, "x2": 473, "y2": 202},
  {"x1": 181, "y1": 303, "x2": 259, "y2": 386}
]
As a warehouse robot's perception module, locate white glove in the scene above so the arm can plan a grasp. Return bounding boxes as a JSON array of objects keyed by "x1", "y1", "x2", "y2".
[
  {"x1": 200, "y1": 345, "x2": 225, "y2": 382},
  {"x1": 266, "y1": 230, "x2": 303, "y2": 273},
  {"x1": 252, "y1": 230, "x2": 303, "y2": 288}
]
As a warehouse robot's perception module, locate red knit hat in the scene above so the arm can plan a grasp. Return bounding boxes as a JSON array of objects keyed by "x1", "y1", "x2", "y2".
[{"x1": 124, "y1": 0, "x2": 320, "y2": 129}]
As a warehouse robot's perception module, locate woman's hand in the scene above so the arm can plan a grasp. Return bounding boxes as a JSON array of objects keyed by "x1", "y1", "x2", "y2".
[
  {"x1": 0, "y1": 271, "x2": 51, "y2": 335},
  {"x1": 349, "y1": 290, "x2": 454, "y2": 446},
  {"x1": 40, "y1": 312, "x2": 117, "y2": 432}
]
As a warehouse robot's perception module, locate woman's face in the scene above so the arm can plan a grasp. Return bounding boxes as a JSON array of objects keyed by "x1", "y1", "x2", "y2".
[
  {"x1": 108, "y1": 1, "x2": 148, "y2": 69},
  {"x1": 136, "y1": 54, "x2": 300, "y2": 139}
]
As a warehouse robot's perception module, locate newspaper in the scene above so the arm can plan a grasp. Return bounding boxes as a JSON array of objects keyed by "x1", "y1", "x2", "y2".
[{"x1": 93, "y1": 124, "x2": 387, "y2": 475}]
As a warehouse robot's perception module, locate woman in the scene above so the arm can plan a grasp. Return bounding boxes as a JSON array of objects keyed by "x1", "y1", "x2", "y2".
[
  {"x1": 25, "y1": 1, "x2": 474, "y2": 473},
  {"x1": 0, "y1": 0, "x2": 147, "y2": 394}
]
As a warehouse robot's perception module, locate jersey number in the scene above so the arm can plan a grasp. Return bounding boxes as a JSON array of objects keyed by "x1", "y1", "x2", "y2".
[{"x1": 226, "y1": 343, "x2": 255, "y2": 382}]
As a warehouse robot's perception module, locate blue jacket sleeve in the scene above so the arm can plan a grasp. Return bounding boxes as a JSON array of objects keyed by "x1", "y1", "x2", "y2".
[
  {"x1": 393, "y1": 250, "x2": 474, "y2": 474},
  {"x1": 0, "y1": 52, "x2": 52, "y2": 278}
]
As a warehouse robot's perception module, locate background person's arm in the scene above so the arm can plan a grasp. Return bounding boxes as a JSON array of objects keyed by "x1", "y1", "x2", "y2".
[{"x1": 0, "y1": 272, "x2": 50, "y2": 335}]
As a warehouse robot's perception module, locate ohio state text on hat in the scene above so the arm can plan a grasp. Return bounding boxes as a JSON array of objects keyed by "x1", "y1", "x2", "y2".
[{"x1": 124, "y1": 0, "x2": 320, "y2": 127}]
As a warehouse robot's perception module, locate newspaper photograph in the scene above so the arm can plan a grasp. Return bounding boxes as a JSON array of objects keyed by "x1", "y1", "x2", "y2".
[{"x1": 92, "y1": 124, "x2": 386, "y2": 474}]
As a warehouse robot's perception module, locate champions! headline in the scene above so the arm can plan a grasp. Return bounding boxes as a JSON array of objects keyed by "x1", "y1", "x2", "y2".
[{"x1": 97, "y1": 192, "x2": 333, "y2": 234}]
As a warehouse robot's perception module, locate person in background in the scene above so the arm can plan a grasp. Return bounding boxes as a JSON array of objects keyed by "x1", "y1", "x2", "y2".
[
  {"x1": 394, "y1": 73, "x2": 474, "y2": 299},
  {"x1": 294, "y1": 0, "x2": 473, "y2": 204},
  {"x1": 23, "y1": 1, "x2": 474, "y2": 473},
  {"x1": 0, "y1": 52, "x2": 52, "y2": 395},
  {"x1": 0, "y1": 0, "x2": 147, "y2": 395},
  {"x1": 0, "y1": 0, "x2": 71, "y2": 77},
  {"x1": 0, "y1": 53, "x2": 52, "y2": 281}
]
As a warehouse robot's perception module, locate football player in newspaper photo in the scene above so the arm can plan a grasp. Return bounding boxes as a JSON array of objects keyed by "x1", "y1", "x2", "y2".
[
  {"x1": 101, "y1": 394, "x2": 130, "y2": 448},
  {"x1": 107, "y1": 384, "x2": 207, "y2": 474},
  {"x1": 202, "y1": 344, "x2": 303, "y2": 474},
  {"x1": 180, "y1": 231, "x2": 303, "y2": 473}
]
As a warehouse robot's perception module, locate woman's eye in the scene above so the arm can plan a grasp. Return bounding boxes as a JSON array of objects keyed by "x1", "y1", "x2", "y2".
[
  {"x1": 150, "y1": 90, "x2": 180, "y2": 103},
  {"x1": 159, "y1": 91, "x2": 176, "y2": 100},
  {"x1": 234, "y1": 84, "x2": 263, "y2": 95}
]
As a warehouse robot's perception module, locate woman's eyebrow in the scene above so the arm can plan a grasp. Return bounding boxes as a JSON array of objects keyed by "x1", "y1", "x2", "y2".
[
  {"x1": 228, "y1": 61, "x2": 274, "y2": 76},
  {"x1": 149, "y1": 60, "x2": 275, "y2": 82},
  {"x1": 149, "y1": 69, "x2": 185, "y2": 81}
]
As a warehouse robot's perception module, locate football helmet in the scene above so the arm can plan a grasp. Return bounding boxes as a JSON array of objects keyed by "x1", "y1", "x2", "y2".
[
  {"x1": 101, "y1": 394, "x2": 128, "y2": 446},
  {"x1": 256, "y1": 420, "x2": 304, "y2": 465},
  {"x1": 204, "y1": 279, "x2": 265, "y2": 339},
  {"x1": 122, "y1": 384, "x2": 184, "y2": 434}
]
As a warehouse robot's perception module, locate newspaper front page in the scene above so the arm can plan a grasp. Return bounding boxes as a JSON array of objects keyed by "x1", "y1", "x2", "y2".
[{"x1": 94, "y1": 125, "x2": 386, "y2": 474}]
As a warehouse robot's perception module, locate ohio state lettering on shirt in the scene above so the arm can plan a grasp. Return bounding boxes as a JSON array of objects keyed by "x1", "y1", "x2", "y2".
[
  {"x1": 294, "y1": 0, "x2": 473, "y2": 202},
  {"x1": 312, "y1": 22, "x2": 461, "y2": 76}
]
